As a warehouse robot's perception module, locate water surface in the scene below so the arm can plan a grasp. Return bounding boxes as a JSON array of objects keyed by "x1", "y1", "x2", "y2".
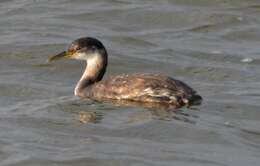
[{"x1": 0, "y1": 0, "x2": 260, "y2": 165}]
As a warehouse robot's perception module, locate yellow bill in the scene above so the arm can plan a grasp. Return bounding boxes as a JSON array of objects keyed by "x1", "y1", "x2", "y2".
[{"x1": 48, "y1": 51, "x2": 74, "y2": 62}]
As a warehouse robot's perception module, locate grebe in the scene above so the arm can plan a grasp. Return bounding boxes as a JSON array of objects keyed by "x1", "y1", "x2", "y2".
[{"x1": 48, "y1": 37, "x2": 202, "y2": 108}]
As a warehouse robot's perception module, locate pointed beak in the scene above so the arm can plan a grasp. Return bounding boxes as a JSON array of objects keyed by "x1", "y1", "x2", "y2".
[{"x1": 48, "y1": 51, "x2": 74, "y2": 63}]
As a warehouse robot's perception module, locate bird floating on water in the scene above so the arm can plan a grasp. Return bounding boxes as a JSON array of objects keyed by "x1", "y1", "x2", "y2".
[{"x1": 48, "y1": 37, "x2": 202, "y2": 109}]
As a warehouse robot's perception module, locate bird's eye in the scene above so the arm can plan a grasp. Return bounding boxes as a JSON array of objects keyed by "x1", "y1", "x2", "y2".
[
  {"x1": 68, "y1": 44, "x2": 80, "y2": 52},
  {"x1": 90, "y1": 46, "x2": 97, "y2": 51},
  {"x1": 76, "y1": 47, "x2": 81, "y2": 51}
]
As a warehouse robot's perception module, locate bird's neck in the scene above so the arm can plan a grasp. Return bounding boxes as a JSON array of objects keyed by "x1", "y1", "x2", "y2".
[{"x1": 74, "y1": 54, "x2": 107, "y2": 97}]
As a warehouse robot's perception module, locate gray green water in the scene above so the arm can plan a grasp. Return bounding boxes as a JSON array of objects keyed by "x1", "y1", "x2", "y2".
[{"x1": 1, "y1": 0, "x2": 260, "y2": 165}]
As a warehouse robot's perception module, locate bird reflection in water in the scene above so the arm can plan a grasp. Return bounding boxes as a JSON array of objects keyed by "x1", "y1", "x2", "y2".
[{"x1": 76, "y1": 98, "x2": 199, "y2": 124}]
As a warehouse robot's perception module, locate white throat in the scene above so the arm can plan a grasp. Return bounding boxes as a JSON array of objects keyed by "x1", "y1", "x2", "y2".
[{"x1": 74, "y1": 54, "x2": 103, "y2": 96}]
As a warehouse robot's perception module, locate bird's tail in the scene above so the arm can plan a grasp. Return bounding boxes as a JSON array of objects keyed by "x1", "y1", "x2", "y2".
[{"x1": 183, "y1": 94, "x2": 202, "y2": 107}]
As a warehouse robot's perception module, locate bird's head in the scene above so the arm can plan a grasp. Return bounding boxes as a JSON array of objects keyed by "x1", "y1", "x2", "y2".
[{"x1": 48, "y1": 37, "x2": 107, "y2": 62}]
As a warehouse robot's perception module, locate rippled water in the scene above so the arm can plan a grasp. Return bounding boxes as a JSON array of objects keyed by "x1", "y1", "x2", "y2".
[{"x1": 1, "y1": 0, "x2": 260, "y2": 165}]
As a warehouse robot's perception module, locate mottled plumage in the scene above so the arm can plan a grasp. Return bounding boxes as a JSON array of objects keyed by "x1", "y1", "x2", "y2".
[{"x1": 79, "y1": 73, "x2": 201, "y2": 108}]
